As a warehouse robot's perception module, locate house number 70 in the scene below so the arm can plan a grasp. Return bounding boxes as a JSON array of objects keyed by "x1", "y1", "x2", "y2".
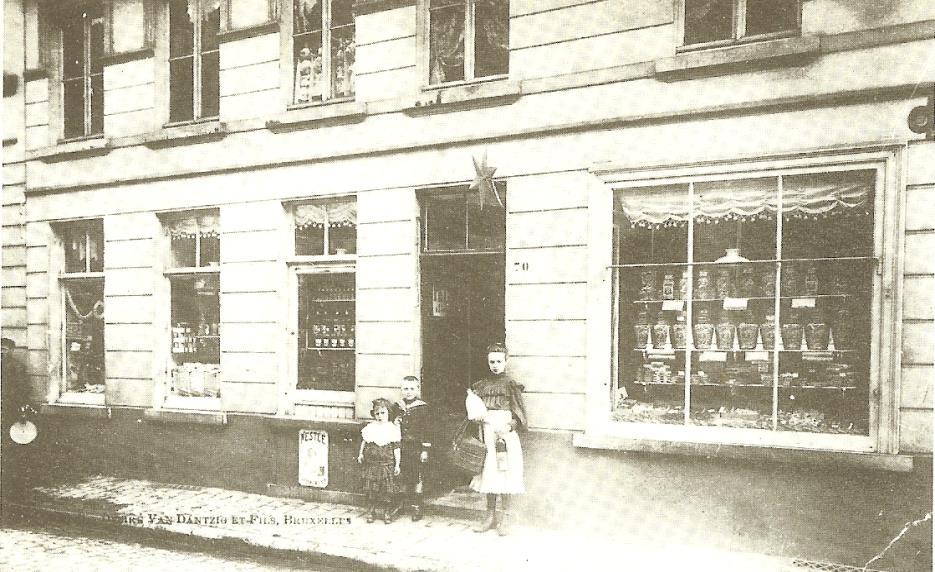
[{"x1": 513, "y1": 262, "x2": 529, "y2": 271}]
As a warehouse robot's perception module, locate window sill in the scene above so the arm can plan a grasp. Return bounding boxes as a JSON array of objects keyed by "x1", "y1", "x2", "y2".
[
  {"x1": 26, "y1": 136, "x2": 111, "y2": 163},
  {"x1": 266, "y1": 100, "x2": 367, "y2": 132},
  {"x1": 164, "y1": 266, "x2": 221, "y2": 276},
  {"x1": 287, "y1": 254, "x2": 357, "y2": 266},
  {"x1": 654, "y1": 35, "x2": 820, "y2": 82},
  {"x1": 144, "y1": 405, "x2": 227, "y2": 425},
  {"x1": 217, "y1": 21, "x2": 279, "y2": 44},
  {"x1": 405, "y1": 78, "x2": 522, "y2": 116},
  {"x1": 352, "y1": 0, "x2": 416, "y2": 17},
  {"x1": 263, "y1": 413, "x2": 361, "y2": 432},
  {"x1": 101, "y1": 47, "x2": 154, "y2": 66},
  {"x1": 40, "y1": 401, "x2": 111, "y2": 419},
  {"x1": 574, "y1": 424, "x2": 913, "y2": 472},
  {"x1": 142, "y1": 120, "x2": 227, "y2": 149}
]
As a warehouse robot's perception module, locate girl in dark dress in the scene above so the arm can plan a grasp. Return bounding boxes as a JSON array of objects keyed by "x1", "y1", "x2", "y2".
[{"x1": 357, "y1": 398, "x2": 401, "y2": 523}]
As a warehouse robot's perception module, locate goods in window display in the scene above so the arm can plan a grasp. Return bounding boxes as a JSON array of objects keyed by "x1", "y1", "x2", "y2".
[
  {"x1": 661, "y1": 272, "x2": 676, "y2": 300},
  {"x1": 716, "y1": 269, "x2": 731, "y2": 299},
  {"x1": 671, "y1": 314, "x2": 688, "y2": 349},
  {"x1": 781, "y1": 264, "x2": 799, "y2": 296},
  {"x1": 651, "y1": 314, "x2": 670, "y2": 349},
  {"x1": 760, "y1": 266, "x2": 775, "y2": 297},
  {"x1": 693, "y1": 309, "x2": 715, "y2": 350},
  {"x1": 804, "y1": 263, "x2": 820, "y2": 296},
  {"x1": 781, "y1": 312, "x2": 803, "y2": 350},
  {"x1": 695, "y1": 270, "x2": 713, "y2": 299},
  {"x1": 737, "y1": 312, "x2": 759, "y2": 350},
  {"x1": 804, "y1": 313, "x2": 830, "y2": 350},
  {"x1": 633, "y1": 308, "x2": 651, "y2": 349},
  {"x1": 639, "y1": 270, "x2": 657, "y2": 300},
  {"x1": 760, "y1": 314, "x2": 776, "y2": 350},
  {"x1": 715, "y1": 313, "x2": 735, "y2": 350},
  {"x1": 678, "y1": 272, "x2": 689, "y2": 300},
  {"x1": 739, "y1": 266, "x2": 756, "y2": 298}
]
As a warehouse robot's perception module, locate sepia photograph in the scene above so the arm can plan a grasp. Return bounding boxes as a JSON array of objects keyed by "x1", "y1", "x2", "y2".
[{"x1": 1, "y1": 0, "x2": 933, "y2": 570}]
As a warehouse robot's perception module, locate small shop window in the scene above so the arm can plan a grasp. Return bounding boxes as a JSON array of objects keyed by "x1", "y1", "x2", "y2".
[
  {"x1": 294, "y1": 198, "x2": 357, "y2": 256},
  {"x1": 57, "y1": 219, "x2": 105, "y2": 397},
  {"x1": 682, "y1": 0, "x2": 799, "y2": 47},
  {"x1": 613, "y1": 169, "x2": 875, "y2": 438},
  {"x1": 421, "y1": 185, "x2": 505, "y2": 252},
  {"x1": 163, "y1": 210, "x2": 221, "y2": 400},
  {"x1": 61, "y1": 4, "x2": 105, "y2": 139},
  {"x1": 292, "y1": 0, "x2": 355, "y2": 104},
  {"x1": 427, "y1": 0, "x2": 509, "y2": 85},
  {"x1": 297, "y1": 272, "x2": 355, "y2": 392},
  {"x1": 169, "y1": 0, "x2": 220, "y2": 122}
]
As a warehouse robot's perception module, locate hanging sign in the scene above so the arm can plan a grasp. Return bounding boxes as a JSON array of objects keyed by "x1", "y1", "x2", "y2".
[{"x1": 298, "y1": 430, "x2": 329, "y2": 488}]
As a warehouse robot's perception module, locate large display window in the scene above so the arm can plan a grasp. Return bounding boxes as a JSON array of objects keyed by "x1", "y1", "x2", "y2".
[{"x1": 612, "y1": 168, "x2": 878, "y2": 441}]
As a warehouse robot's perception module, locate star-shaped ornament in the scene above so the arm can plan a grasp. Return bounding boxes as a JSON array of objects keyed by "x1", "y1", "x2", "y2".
[{"x1": 469, "y1": 152, "x2": 503, "y2": 209}]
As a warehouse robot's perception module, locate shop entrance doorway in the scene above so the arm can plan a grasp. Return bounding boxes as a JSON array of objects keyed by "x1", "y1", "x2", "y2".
[
  {"x1": 420, "y1": 254, "x2": 505, "y2": 413},
  {"x1": 418, "y1": 186, "x2": 506, "y2": 414}
]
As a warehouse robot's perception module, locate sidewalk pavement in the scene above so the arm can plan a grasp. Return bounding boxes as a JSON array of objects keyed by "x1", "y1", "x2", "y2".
[{"x1": 8, "y1": 476, "x2": 816, "y2": 572}]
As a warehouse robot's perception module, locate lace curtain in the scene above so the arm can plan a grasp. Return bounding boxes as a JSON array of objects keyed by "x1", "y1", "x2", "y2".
[
  {"x1": 618, "y1": 170, "x2": 874, "y2": 229},
  {"x1": 166, "y1": 212, "x2": 220, "y2": 239},
  {"x1": 478, "y1": 0, "x2": 508, "y2": 51},
  {"x1": 430, "y1": 7, "x2": 464, "y2": 84},
  {"x1": 295, "y1": 201, "x2": 357, "y2": 229},
  {"x1": 187, "y1": 0, "x2": 221, "y2": 22}
]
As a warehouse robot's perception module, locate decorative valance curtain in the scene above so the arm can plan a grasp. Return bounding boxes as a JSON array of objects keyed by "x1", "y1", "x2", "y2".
[
  {"x1": 295, "y1": 201, "x2": 357, "y2": 229},
  {"x1": 166, "y1": 213, "x2": 220, "y2": 240},
  {"x1": 186, "y1": 0, "x2": 221, "y2": 22},
  {"x1": 617, "y1": 170, "x2": 874, "y2": 229}
]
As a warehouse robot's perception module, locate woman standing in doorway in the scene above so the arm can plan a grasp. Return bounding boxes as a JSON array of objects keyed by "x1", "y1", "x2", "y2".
[{"x1": 466, "y1": 342, "x2": 526, "y2": 535}]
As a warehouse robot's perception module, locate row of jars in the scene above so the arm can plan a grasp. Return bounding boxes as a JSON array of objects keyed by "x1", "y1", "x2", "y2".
[
  {"x1": 638, "y1": 263, "x2": 848, "y2": 301},
  {"x1": 634, "y1": 308, "x2": 851, "y2": 351}
]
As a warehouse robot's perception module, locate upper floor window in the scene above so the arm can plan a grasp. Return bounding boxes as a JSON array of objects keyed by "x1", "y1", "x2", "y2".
[
  {"x1": 169, "y1": 0, "x2": 220, "y2": 122},
  {"x1": 62, "y1": 5, "x2": 105, "y2": 139},
  {"x1": 165, "y1": 211, "x2": 220, "y2": 268},
  {"x1": 294, "y1": 198, "x2": 357, "y2": 256},
  {"x1": 427, "y1": 0, "x2": 509, "y2": 85},
  {"x1": 292, "y1": 0, "x2": 355, "y2": 104},
  {"x1": 682, "y1": 0, "x2": 799, "y2": 47}
]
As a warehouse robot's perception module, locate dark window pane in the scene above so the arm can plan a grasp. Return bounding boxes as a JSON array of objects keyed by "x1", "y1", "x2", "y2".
[
  {"x1": 745, "y1": 0, "x2": 798, "y2": 36},
  {"x1": 684, "y1": 0, "x2": 733, "y2": 45},
  {"x1": 200, "y1": 50, "x2": 220, "y2": 117},
  {"x1": 331, "y1": 25, "x2": 354, "y2": 98},
  {"x1": 87, "y1": 221, "x2": 104, "y2": 272},
  {"x1": 89, "y1": 18, "x2": 105, "y2": 74},
  {"x1": 332, "y1": 0, "x2": 354, "y2": 27},
  {"x1": 64, "y1": 279, "x2": 105, "y2": 392},
  {"x1": 62, "y1": 18, "x2": 84, "y2": 80},
  {"x1": 201, "y1": 5, "x2": 221, "y2": 52},
  {"x1": 169, "y1": 56, "x2": 194, "y2": 122},
  {"x1": 200, "y1": 234, "x2": 220, "y2": 267},
  {"x1": 170, "y1": 274, "x2": 221, "y2": 374},
  {"x1": 424, "y1": 192, "x2": 466, "y2": 251},
  {"x1": 474, "y1": 0, "x2": 509, "y2": 78},
  {"x1": 169, "y1": 0, "x2": 194, "y2": 57},
  {"x1": 329, "y1": 224, "x2": 356, "y2": 255},
  {"x1": 171, "y1": 236, "x2": 198, "y2": 267},
  {"x1": 467, "y1": 187, "x2": 505, "y2": 250},
  {"x1": 297, "y1": 273, "x2": 355, "y2": 392},
  {"x1": 294, "y1": 31, "x2": 323, "y2": 103},
  {"x1": 90, "y1": 73, "x2": 104, "y2": 134},
  {"x1": 63, "y1": 78, "x2": 86, "y2": 139},
  {"x1": 429, "y1": 3, "x2": 465, "y2": 84},
  {"x1": 294, "y1": 0, "x2": 323, "y2": 34},
  {"x1": 296, "y1": 226, "x2": 325, "y2": 255}
]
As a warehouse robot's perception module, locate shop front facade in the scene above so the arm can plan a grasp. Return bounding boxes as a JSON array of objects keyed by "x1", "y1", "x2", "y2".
[{"x1": 3, "y1": 0, "x2": 933, "y2": 565}]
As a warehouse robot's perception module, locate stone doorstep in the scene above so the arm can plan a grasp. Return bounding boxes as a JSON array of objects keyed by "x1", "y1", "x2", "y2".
[{"x1": 1, "y1": 498, "x2": 398, "y2": 572}]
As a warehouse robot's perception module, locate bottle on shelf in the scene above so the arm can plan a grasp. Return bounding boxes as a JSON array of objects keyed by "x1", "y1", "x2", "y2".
[
  {"x1": 716, "y1": 268, "x2": 731, "y2": 299},
  {"x1": 737, "y1": 311, "x2": 759, "y2": 350},
  {"x1": 760, "y1": 266, "x2": 776, "y2": 297},
  {"x1": 715, "y1": 312, "x2": 734, "y2": 351},
  {"x1": 804, "y1": 263, "x2": 820, "y2": 297},
  {"x1": 739, "y1": 266, "x2": 756, "y2": 298},
  {"x1": 696, "y1": 270, "x2": 713, "y2": 300},
  {"x1": 781, "y1": 310, "x2": 803, "y2": 350},
  {"x1": 781, "y1": 263, "x2": 799, "y2": 296},
  {"x1": 651, "y1": 313, "x2": 670, "y2": 349},
  {"x1": 832, "y1": 307, "x2": 850, "y2": 350},
  {"x1": 693, "y1": 308, "x2": 715, "y2": 350},
  {"x1": 634, "y1": 307, "x2": 651, "y2": 349},
  {"x1": 662, "y1": 272, "x2": 676, "y2": 301},
  {"x1": 671, "y1": 313, "x2": 688, "y2": 349},
  {"x1": 678, "y1": 271, "x2": 689, "y2": 301},
  {"x1": 639, "y1": 270, "x2": 657, "y2": 300},
  {"x1": 760, "y1": 314, "x2": 776, "y2": 350}
]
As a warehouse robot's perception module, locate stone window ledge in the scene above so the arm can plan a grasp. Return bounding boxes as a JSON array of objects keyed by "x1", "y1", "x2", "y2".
[
  {"x1": 405, "y1": 78, "x2": 522, "y2": 115},
  {"x1": 143, "y1": 408, "x2": 227, "y2": 425},
  {"x1": 141, "y1": 120, "x2": 227, "y2": 148},
  {"x1": 218, "y1": 21, "x2": 279, "y2": 44},
  {"x1": 26, "y1": 136, "x2": 110, "y2": 163},
  {"x1": 573, "y1": 430, "x2": 913, "y2": 472},
  {"x1": 40, "y1": 402, "x2": 112, "y2": 419},
  {"x1": 654, "y1": 35, "x2": 820, "y2": 82},
  {"x1": 266, "y1": 100, "x2": 368, "y2": 132},
  {"x1": 262, "y1": 414, "x2": 361, "y2": 433},
  {"x1": 352, "y1": 0, "x2": 415, "y2": 17},
  {"x1": 102, "y1": 47, "x2": 154, "y2": 67}
]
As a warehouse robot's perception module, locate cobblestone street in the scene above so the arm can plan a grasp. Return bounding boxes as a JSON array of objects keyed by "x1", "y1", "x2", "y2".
[{"x1": 0, "y1": 525, "x2": 313, "y2": 571}]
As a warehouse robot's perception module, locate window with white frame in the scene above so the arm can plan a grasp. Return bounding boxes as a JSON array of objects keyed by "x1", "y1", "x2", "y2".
[
  {"x1": 291, "y1": 198, "x2": 357, "y2": 395},
  {"x1": 291, "y1": 0, "x2": 355, "y2": 104},
  {"x1": 57, "y1": 220, "x2": 105, "y2": 397},
  {"x1": 163, "y1": 211, "x2": 221, "y2": 399},
  {"x1": 61, "y1": 4, "x2": 105, "y2": 139},
  {"x1": 681, "y1": 0, "x2": 799, "y2": 48},
  {"x1": 426, "y1": 0, "x2": 509, "y2": 85},
  {"x1": 169, "y1": 0, "x2": 221, "y2": 122}
]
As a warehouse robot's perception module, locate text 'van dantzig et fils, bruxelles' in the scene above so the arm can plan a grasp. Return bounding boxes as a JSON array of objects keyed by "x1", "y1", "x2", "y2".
[{"x1": 123, "y1": 513, "x2": 352, "y2": 526}]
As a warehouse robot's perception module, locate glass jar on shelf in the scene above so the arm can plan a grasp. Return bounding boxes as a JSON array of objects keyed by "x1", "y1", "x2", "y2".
[
  {"x1": 804, "y1": 310, "x2": 830, "y2": 350},
  {"x1": 781, "y1": 310, "x2": 803, "y2": 350},
  {"x1": 804, "y1": 262, "x2": 820, "y2": 297},
  {"x1": 781, "y1": 263, "x2": 799, "y2": 296},
  {"x1": 737, "y1": 311, "x2": 759, "y2": 350},
  {"x1": 651, "y1": 313, "x2": 670, "y2": 349},
  {"x1": 716, "y1": 268, "x2": 731, "y2": 299},
  {"x1": 760, "y1": 314, "x2": 776, "y2": 350},
  {"x1": 671, "y1": 313, "x2": 688, "y2": 349},
  {"x1": 661, "y1": 272, "x2": 676, "y2": 301},
  {"x1": 639, "y1": 270, "x2": 657, "y2": 300},
  {"x1": 715, "y1": 312, "x2": 734, "y2": 350},
  {"x1": 634, "y1": 307, "x2": 651, "y2": 349},
  {"x1": 696, "y1": 270, "x2": 713, "y2": 300},
  {"x1": 693, "y1": 308, "x2": 715, "y2": 350}
]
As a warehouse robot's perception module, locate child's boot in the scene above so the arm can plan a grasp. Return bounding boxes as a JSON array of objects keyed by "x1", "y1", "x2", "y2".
[
  {"x1": 473, "y1": 495, "x2": 497, "y2": 532},
  {"x1": 366, "y1": 505, "x2": 376, "y2": 523},
  {"x1": 496, "y1": 496, "x2": 511, "y2": 536},
  {"x1": 412, "y1": 493, "x2": 424, "y2": 522},
  {"x1": 383, "y1": 498, "x2": 394, "y2": 524}
]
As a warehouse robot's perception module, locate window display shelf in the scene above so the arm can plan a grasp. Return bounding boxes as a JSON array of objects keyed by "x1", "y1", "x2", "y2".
[
  {"x1": 632, "y1": 294, "x2": 852, "y2": 305},
  {"x1": 303, "y1": 347, "x2": 355, "y2": 352},
  {"x1": 308, "y1": 298, "x2": 355, "y2": 303},
  {"x1": 632, "y1": 348, "x2": 857, "y2": 353},
  {"x1": 633, "y1": 381, "x2": 859, "y2": 391}
]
